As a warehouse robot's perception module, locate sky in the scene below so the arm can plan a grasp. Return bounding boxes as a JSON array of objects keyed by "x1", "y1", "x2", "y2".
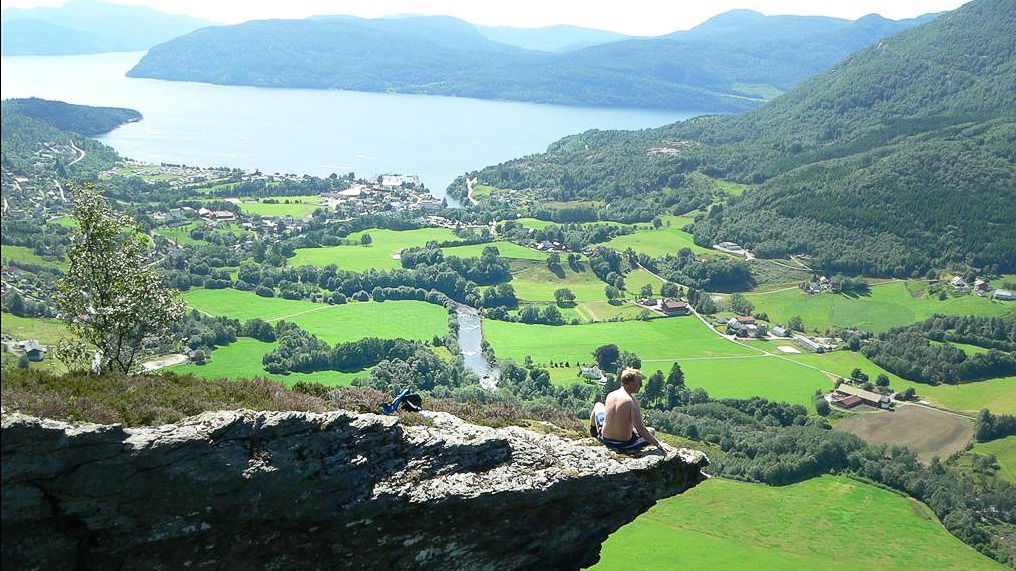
[{"x1": 0, "y1": 0, "x2": 972, "y2": 36}]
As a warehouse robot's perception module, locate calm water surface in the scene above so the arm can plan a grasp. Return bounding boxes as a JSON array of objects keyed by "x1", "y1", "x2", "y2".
[{"x1": 1, "y1": 52, "x2": 705, "y2": 198}]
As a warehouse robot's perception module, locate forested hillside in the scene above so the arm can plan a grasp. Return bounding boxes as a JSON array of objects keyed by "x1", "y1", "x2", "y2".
[
  {"x1": 3, "y1": 98, "x2": 141, "y2": 136},
  {"x1": 464, "y1": 0, "x2": 1016, "y2": 276},
  {"x1": 0, "y1": 100, "x2": 126, "y2": 176},
  {"x1": 127, "y1": 12, "x2": 932, "y2": 111}
]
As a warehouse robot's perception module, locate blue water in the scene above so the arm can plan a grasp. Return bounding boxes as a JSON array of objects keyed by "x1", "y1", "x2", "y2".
[{"x1": 1, "y1": 52, "x2": 704, "y2": 198}]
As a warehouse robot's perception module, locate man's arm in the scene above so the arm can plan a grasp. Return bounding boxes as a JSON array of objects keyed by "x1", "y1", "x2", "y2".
[{"x1": 631, "y1": 400, "x2": 670, "y2": 451}]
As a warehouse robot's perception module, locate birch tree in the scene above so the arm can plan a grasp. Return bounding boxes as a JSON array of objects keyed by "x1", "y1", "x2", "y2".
[{"x1": 56, "y1": 185, "x2": 184, "y2": 373}]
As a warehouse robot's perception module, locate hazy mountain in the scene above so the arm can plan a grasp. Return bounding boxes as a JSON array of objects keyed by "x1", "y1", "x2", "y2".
[
  {"x1": 462, "y1": 0, "x2": 1016, "y2": 276},
  {"x1": 1, "y1": 0, "x2": 213, "y2": 55},
  {"x1": 0, "y1": 18, "x2": 110, "y2": 56},
  {"x1": 127, "y1": 11, "x2": 937, "y2": 111},
  {"x1": 474, "y1": 24, "x2": 629, "y2": 52}
]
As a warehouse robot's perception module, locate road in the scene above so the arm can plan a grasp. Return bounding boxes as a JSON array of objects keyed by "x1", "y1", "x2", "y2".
[
  {"x1": 67, "y1": 139, "x2": 86, "y2": 166},
  {"x1": 465, "y1": 177, "x2": 479, "y2": 205}
]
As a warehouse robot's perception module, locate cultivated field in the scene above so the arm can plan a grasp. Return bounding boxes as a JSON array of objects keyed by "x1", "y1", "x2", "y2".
[
  {"x1": 746, "y1": 280, "x2": 1015, "y2": 333},
  {"x1": 172, "y1": 338, "x2": 368, "y2": 386},
  {"x1": 589, "y1": 475, "x2": 1007, "y2": 571},
  {"x1": 290, "y1": 228, "x2": 460, "y2": 271},
  {"x1": 182, "y1": 289, "x2": 449, "y2": 344},
  {"x1": 836, "y1": 405, "x2": 975, "y2": 462}
]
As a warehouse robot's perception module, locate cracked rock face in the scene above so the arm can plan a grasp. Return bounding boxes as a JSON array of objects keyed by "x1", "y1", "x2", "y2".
[{"x1": 1, "y1": 409, "x2": 707, "y2": 570}]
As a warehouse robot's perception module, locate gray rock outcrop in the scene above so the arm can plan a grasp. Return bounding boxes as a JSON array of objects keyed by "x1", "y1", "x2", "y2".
[{"x1": 1, "y1": 409, "x2": 708, "y2": 570}]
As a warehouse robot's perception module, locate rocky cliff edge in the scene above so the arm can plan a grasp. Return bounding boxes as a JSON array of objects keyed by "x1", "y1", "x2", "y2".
[{"x1": 1, "y1": 409, "x2": 707, "y2": 570}]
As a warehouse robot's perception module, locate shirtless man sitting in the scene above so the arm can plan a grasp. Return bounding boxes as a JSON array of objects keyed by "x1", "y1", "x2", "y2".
[{"x1": 590, "y1": 367, "x2": 671, "y2": 453}]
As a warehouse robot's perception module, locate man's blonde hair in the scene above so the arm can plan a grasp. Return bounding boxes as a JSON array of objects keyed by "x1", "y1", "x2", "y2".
[{"x1": 620, "y1": 367, "x2": 644, "y2": 387}]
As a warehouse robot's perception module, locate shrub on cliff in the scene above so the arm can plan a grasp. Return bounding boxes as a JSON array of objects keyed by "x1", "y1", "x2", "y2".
[{"x1": 1, "y1": 369, "x2": 328, "y2": 427}]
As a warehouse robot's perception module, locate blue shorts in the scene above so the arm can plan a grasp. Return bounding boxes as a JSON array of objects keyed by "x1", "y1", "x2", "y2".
[{"x1": 598, "y1": 433, "x2": 649, "y2": 451}]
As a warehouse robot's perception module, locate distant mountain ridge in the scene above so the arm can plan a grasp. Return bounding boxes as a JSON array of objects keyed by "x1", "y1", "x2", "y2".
[
  {"x1": 126, "y1": 11, "x2": 937, "y2": 111},
  {"x1": 461, "y1": 0, "x2": 1016, "y2": 277},
  {"x1": 1, "y1": 0, "x2": 212, "y2": 55}
]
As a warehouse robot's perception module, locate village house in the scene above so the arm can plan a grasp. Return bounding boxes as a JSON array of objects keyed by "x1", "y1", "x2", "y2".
[
  {"x1": 950, "y1": 276, "x2": 968, "y2": 288},
  {"x1": 727, "y1": 315, "x2": 766, "y2": 338},
  {"x1": 660, "y1": 299, "x2": 690, "y2": 316}
]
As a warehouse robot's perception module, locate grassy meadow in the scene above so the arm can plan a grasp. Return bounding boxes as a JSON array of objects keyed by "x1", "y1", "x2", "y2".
[
  {"x1": 182, "y1": 289, "x2": 449, "y2": 345},
  {"x1": 509, "y1": 262, "x2": 609, "y2": 303},
  {"x1": 484, "y1": 315, "x2": 753, "y2": 366},
  {"x1": 589, "y1": 476, "x2": 1006, "y2": 571},
  {"x1": 290, "y1": 228, "x2": 460, "y2": 271},
  {"x1": 603, "y1": 215, "x2": 717, "y2": 258},
  {"x1": 172, "y1": 338, "x2": 368, "y2": 386},
  {"x1": 1, "y1": 312, "x2": 69, "y2": 345},
  {"x1": 745, "y1": 280, "x2": 1015, "y2": 333},
  {"x1": 239, "y1": 195, "x2": 322, "y2": 217},
  {"x1": 643, "y1": 355, "x2": 833, "y2": 407},
  {"x1": 965, "y1": 437, "x2": 1016, "y2": 484},
  {"x1": 442, "y1": 241, "x2": 546, "y2": 261},
  {"x1": 1, "y1": 244, "x2": 66, "y2": 269}
]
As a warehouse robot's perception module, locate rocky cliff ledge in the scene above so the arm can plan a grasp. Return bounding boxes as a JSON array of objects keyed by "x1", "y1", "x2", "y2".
[{"x1": 2, "y1": 409, "x2": 707, "y2": 570}]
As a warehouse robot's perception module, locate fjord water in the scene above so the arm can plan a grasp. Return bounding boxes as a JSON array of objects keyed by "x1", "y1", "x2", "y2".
[{"x1": 1, "y1": 52, "x2": 700, "y2": 199}]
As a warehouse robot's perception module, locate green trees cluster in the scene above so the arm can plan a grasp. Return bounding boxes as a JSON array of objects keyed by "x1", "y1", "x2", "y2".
[
  {"x1": 863, "y1": 316, "x2": 1016, "y2": 384},
  {"x1": 975, "y1": 409, "x2": 1016, "y2": 443}
]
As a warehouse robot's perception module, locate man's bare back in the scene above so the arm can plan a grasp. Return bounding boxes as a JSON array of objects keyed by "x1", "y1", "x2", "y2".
[
  {"x1": 592, "y1": 368, "x2": 670, "y2": 452},
  {"x1": 601, "y1": 387, "x2": 639, "y2": 441}
]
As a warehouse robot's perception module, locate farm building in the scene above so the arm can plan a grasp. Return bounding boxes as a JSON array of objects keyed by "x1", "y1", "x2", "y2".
[
  {"x1": 835, "y1": 395, "x2": 863, "y2": 409},
  {"x1": 794, "y1": 335, "x2": 833, "y2": 353},
  {"x1": 772, "y1": 326, "x2": 789, "y2": 337},
  {"x1": 20, "y1": 339, "x2": 46, "y2": 362},
  {"x1": 660, "y1": 299, "x2": 690, "y2": 316},
  {"x1": 834, "y1": 384, "x2": 892, "y2": 410},
  {"x1": 950, "y1": 276, "x2": 968, "y2": 288},
  {"x1": 995, "y1": 290, "x2": 1015, "y2": 301}
]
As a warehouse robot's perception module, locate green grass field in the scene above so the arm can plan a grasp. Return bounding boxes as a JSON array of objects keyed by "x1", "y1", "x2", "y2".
[
  {"x1": 182, "y1": 289, "x2": 449, "y2": 345},
  {"x1": 289, "y1": 228, "x2": 461, "y2": 271},
  {"x1": 589, "y1": 475, "x2": 1006, "y2": 571},
  {"x1": 240, "y1": 195, "x2": 322, "y2": 217},
  {"x1": 484, "y1": 315, "x2": 753, "y2": 367},
  {"x1": 746, "y1": 281, "x2": 1015, "y2": 333},
  {"x1": 966, "y1": 437, "x2": 1016, "y2": 483},
  {"x1": 783, "y1": 350, "x2": 1016, "y2": 414},
  {"x1": 603, "y1": 215, "x2": 718, "y2": 258},
  {"x1": 642, "y1": 355, "x2": 833, "y2": 407},
  {"x1": 625, "y1": 267, "x2": 665, "y2": 295},
  {"x1": 442, "y1": 241, "x2": 547, "y2": 261},
  {"x1": 0, "y1": 312, "x2": 69, "y2": 345},
  {"x1": 155, "y1": 222, "x2": 204, "y2": 245},
  {"x1": 1, "y1": 245, "x2": 66, "y2": 269},
  {"x1": 172, "y1": 338, "x2": 368, "y2": 386},
  {"x1": 509, "y1": 263, "x2": 609, "y2": 302}
]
